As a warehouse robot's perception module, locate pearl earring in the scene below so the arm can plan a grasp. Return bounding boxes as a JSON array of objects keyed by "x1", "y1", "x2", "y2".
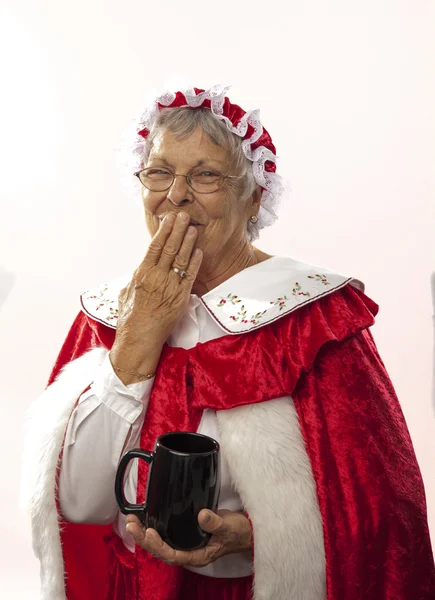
[{"x1": 249, "y1": 215, "x2": 259, "y2": 224}]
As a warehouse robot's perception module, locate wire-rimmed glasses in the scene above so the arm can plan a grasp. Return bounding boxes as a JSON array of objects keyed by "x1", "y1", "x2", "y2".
[{"x1": 134, "y1": 167, "x2": 239, "y2": 194}]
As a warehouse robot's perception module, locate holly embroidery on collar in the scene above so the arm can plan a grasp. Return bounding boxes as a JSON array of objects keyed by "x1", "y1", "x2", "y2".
[
  {"x1": 270, "y1": 296, "x2": 289, "y2": 310},
  {"x1": 218, "y1": 296, "x2": 269, "y2": 324},
  {"x1": 292, "y1": 283, "x2": 310, "y2": 298},
  {"x1": 216, "y1": 274, "x2": 333, "y2": 325},
  {"x1": 308, "y1": 274, "x2": 331, "y2": 286},
  {"x1": 229, "y1": 304, "x2": 247, "y2": 323},
  {"x1": 218, "y1": 294, "x2": 242, "y2": 307}
]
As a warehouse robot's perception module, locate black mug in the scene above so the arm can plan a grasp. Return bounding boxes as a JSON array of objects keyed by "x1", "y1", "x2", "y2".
[{"x1": 115, "y1": 431, "x2": 221, "y2": 550}]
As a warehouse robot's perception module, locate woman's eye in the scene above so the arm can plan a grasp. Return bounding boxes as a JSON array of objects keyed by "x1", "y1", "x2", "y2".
[
  {"x1": 198, "y1": 171, "x2": 219, "y2": 177},
  {"x1": 148, "y1": 169, "x2": 171, "y2": 175}
]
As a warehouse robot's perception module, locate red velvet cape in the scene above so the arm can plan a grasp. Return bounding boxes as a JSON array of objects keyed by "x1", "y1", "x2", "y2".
[{"x1": 50, "y1": 285, "x2": 435, "y2": 599}]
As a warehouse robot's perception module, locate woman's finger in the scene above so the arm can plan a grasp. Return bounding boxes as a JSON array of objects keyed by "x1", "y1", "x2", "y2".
[
  {"x1": 157, "y1": 212, "x2": 192, "y2": 270},
  {"x1": 126, "y1": 522, "x2": 220, "y2": 568},
  {"x1": 125, "y1": 514, "x2": 146, "y2": 543},
  {"x1": 181, "y1": 248, "x2": 203, "y2": 288},
  {"x1": 171, "y1": 226, "x2": 198, "y2": 273},
  {"x1": 135, "y1": 214, "x2": 176, "y2": 276},
  {"x1": 125, "y1": 514, "x2": 143, "y2": 525},
  {"x1": 129, "y1": 526, "x2": 179, "y2": 564},
  {"x1": 143, "y1": 529, "x2": 216, "y2": 567},
  {"x1": 197, "y1": 509, "x2": 225, "y2": 534},
  {"x1": 143, "y1": 528, "x2": 177, "y2": 561},
  {"x1": 118, "y1": 285, "x2": 129, "y2": 305}
]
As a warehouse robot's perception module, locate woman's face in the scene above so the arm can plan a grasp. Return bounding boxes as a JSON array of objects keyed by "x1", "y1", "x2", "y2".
[{"x1": 141, "y1": 126, "x2": 257, "y2": 267}]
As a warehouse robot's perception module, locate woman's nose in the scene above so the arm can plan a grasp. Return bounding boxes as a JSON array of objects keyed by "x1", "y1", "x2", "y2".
[{"x1": 166, "y1": 174, "x2": 194, "y2": 206}]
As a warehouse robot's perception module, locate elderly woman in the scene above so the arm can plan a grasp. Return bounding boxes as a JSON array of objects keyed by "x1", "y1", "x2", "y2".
[{"x1": 23, "y1": 85, "x2": 435, "y2": 600}]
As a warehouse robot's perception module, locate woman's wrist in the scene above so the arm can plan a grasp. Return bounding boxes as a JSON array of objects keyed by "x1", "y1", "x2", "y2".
[
  {"x1": 111, "y1": 364, "x2": 155, "y2": 385},
  {"x1": 109, "y1": 342, "x2": 164, "y2": 386}
]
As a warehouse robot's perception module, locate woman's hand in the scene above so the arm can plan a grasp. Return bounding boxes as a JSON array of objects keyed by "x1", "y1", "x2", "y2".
[
  {"x1": 110, "y1": 212, "x2": 203, "y2": 383},
  {"x1": 125, "y1": 509, "x2": 252, "y2": 567}
]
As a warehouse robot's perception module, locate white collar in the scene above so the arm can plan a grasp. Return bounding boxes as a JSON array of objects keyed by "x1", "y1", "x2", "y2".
[{"x1": 80, "y1": 256, "x2": 363, "y2": 335}]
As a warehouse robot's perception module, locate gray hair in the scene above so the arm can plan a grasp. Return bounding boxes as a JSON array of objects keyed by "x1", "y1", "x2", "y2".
[{"x1": 141, "y1": 107, "x2": 259, "y2": 240}]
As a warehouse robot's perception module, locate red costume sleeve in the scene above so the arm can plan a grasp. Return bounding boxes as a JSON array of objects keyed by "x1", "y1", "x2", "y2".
[
  {"x1": 292, "y1": 327, "x2": 435, "y2": 598},
  {"x1": 49, "y1": 311, "x2": 116, "y2": 600},
  {"x1": 48, "y1": 311, "x2": 115, "y2": 384}
]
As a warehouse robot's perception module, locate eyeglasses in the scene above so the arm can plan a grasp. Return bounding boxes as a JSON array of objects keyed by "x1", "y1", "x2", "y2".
[{"x1": 134, "y1": 167, "x2": 239, "y2": 194}]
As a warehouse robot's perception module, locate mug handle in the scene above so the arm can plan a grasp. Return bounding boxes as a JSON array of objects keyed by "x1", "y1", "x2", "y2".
[{"x1": 114, "y1": 448, "x2": 155, "y2": 523}]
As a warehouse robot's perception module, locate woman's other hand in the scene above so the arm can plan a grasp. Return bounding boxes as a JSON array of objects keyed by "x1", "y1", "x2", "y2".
[
  {"x1": 125, "y1": 509, "x2": 252, "y2": 567},
  {"x1": 110, "y1": 212, "x2": 203, "y2": 384}
]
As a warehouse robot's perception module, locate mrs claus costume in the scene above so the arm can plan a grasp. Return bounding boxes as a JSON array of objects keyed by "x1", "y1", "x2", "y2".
[{"x1": 22, "y1": 86, "x2": 435, "y2": 600}]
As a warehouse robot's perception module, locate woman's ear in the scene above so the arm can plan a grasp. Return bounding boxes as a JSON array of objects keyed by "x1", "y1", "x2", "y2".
[{"x1": 249, "y1": 185, "x2": 262, "y2": 214}]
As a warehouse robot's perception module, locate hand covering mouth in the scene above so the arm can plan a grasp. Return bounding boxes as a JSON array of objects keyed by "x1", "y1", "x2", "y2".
[{"x1": 157, "y1": 214, "x2": 202, "y2": 226}]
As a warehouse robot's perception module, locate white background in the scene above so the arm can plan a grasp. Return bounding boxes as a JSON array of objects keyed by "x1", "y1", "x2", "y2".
[{"x1": 1, "y1": 0, "x2": 434, "y2": 596}]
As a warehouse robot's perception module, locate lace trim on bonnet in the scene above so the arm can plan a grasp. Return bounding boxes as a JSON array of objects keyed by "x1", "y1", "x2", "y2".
[{"x1": 118, "y1": 84, "x2": 285, "y2": 241}]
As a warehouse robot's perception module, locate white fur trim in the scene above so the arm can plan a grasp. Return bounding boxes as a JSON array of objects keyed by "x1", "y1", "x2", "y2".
[
  {"x1": 21, "y1": 348, "x2": 108, "y2": 600},
  {"x1": 217, "y1": 398, "x2": 327, "y2": 600}
]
